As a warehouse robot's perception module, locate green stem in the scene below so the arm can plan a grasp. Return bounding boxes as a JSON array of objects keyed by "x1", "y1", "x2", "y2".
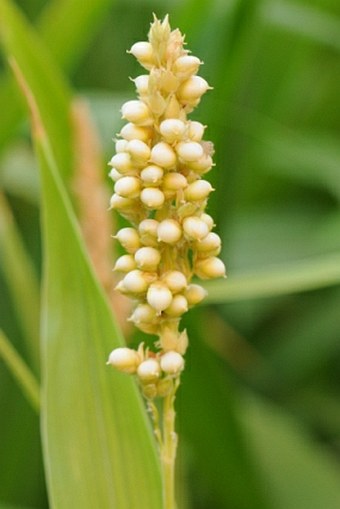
[
  {"x1": 161, "y1": 380, "x2": 178, "y2": 509},
  {"x1": 147, "y1": 399, "x2": 163, "y2": 448}
]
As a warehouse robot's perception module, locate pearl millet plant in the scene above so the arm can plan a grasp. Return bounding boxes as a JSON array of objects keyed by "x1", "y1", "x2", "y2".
[{"x1": 107, "y1": 15, "x2": 226, "y2": 509}]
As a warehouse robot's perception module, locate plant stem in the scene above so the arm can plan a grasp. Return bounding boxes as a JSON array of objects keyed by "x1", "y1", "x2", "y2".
[
  {"x1": 161, "y1": 380, "x2": 178, "y2": 509},
  {"x1": 147, "y1": 399, "x2": 163, "y2": 448}
]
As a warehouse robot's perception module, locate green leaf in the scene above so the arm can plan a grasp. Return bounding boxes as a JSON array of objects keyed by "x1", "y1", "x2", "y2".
[
  {"x1": 40, "y1": 139, "x2": 162, "y2": 509},
  {"x1": 0, "y1": 193, "x2": 40, "y2": 371},
  {"x1": 0, "y1": 77, "x2": 25, "y2": 150},
  {"x1": 0, "y1": 142, "x2": 39, "y2": 204},
  {"x1": 0, "y1": 0, "x2": 72, "y2": 180},
  {"x1": 203, "y1": 252, "x2": 340, "y2": 303},
  {"x1": 265, "y1": 0, "x2": 340, "y2": 52},
  {"x1": 37, "y1": 0, "x2": 113, "y2": 73},
  {"x1": 240, "y1": 392, "x2": 340, "y2": 509},
  {"x1": 0, "y1": 504, "x2": 35, "y2": 509},
  {"x1": 0, "y1": 329, "x2": 40, "y2": 413},
  {"x1": 0, "y1": 0, "x2": 113, "y2": 155},
  {"x1": 12, "y1": 60, "x2": 162, "y2": 509}
]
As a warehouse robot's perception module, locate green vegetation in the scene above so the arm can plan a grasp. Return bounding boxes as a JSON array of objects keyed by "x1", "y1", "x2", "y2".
[{"x1": 0, "y1": 0, "x2": 339, "y2": 508}]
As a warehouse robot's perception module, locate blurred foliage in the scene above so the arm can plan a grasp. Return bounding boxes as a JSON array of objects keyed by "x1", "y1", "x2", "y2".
[{"x1": 0, "y1": 0, "x2": 340, "y2": 508}]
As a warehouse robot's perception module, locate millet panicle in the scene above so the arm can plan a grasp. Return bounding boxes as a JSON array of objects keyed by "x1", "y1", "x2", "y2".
[{"x1": 107, "y1": 15, "x2": 226, "y2": 397}]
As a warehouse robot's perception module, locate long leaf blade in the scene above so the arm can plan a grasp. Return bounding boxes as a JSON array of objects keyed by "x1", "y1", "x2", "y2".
[
  {"x1": 0, "y1": 329, "x2": 40, "y2": 413},
  {"x1": 0, "y1": 193, "x2": 40, "y2": 371},
  {"x1": 0, "y1": 0, "x2": 113, "y2": 155},
  {"x1": 37, "y1": 132, "x2": 162, "y2": 508},
  {"x1": 8, "y1": 40, "x2": 162, "y2": 509},
  {"x1": 0, "y1": 0, "x2": 72, "y2": 179},
  {"x1": 203, "y1": 252, "x2": 340, "y2": 303}
]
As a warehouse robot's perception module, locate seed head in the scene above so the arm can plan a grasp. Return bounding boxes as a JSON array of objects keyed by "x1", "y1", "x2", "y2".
[
  {"x1": 129, "y1": 41, "x2": 155, "y2": 69},
  {"x1": 138, "y1": 219, "x2": 159, "y2": 246},
  {"x1": 130, "y1": 303, "x2": 158, "y2": 324},
  {"x1": 147, "y1": 283, "x2": 173, "y2": 312},
  {"x1": 127, "y1": 139, "x2": 151, "y2": 163},
  {"x1": 108, "y1": 15, "x2": 226, "y2": 385},
  {"x1": 140, "y1": 165, "x2": 164, "y2": 186},
  {"x1": 123, "y1": 269, "x2": 150, "y2": 293},
  {"x1": 140, "y1": 187, "x2": 165, "y2": 209},
  {"x1": 109, "y1": 194, "x2": 135, "y2": 211},
  {"x1": 107, "y1": 348, "x2": 140, "y2": 374},
  {"x1": 137, "y1": 358, "x2": 161, "y2": 382},
  {"x1": 188, "y1": 121, "x2": 205, "y2": 141},
  {"x1": 150, "y1": 142, "x2": 177, "y2": 168},
  {"x1": 176, "y1": 141, "x2": 204, "y2": 162},
  {"x1": 157, "y1": 219, "x2": 182, "y2": 244},
  {"x1": 184, "y1": 284, "x2": 207, "y2": 306},
  {"x1": 121, "y1": 100, "x2": 152, "y2": 125},
  {"x1": 184, "y1": 180, "x2": 214, "y2": 201},
  {"x1": 120, "y1": 122, "x2": 153, "y2": 142},
  {"x1": 115, "y1": 139, "x2": 129, "y2": 153},
  {"x1": 160, "y1": 118, "x2": 186, "y2": 143},
  {"x1": 177, "y1": 76, "x2": 210, "y2": 102},
  {"x1": 164, "y1": 294, "x2": 188, "y2": 317},
  {"x1": 134, "y1": 246, "x2": 161, "y2": 271},
  {"x1": 173, "y1": 55, "x2": 201, "y2": 78},
  {"x1": 195, "y1": 257, "x2": 226, "y2": 279},
  {"x1": 133, "y1": 75, "x2": 150, "y2": 96},
  {"x1": 160, "y1": 351, "x2": 185, "y2": 375},
  {"x1": 162, "y1": 270, "x2": 187, "y2": 293},
  {"x1": 114, "y1": 176, "x2": 141, "y2": 198},
  {"x1": 195, "y1": 232, "x2": 221, "y2": 253},
  {"x1": 109, "y1": 152, "x2": 132, "y2": 174},
  {"x1": 162, "y1": 172, "x2": 187, "y2": 192},
  {"x1": 113, "y1": 254, "x2": 137, "y2": 272},
  {"x1": 182, "y1": 216, "x2": 209, "y2": 241},
  {"x1": 115, "y1": 227, "x2": 140, "y2": 253}
]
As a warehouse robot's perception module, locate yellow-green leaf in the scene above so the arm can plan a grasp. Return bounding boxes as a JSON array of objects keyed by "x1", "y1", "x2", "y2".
[
  {"x1": 3, "y1": 6, "x2": 163, "y2": 505},
  {"x1": 0, "y1": 0, "x2": 72, "y2": 180}
]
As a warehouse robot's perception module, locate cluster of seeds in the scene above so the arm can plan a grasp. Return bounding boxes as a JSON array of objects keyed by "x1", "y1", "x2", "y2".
[
  {"x1": 107, "y1": 16, "x2": 226, "y2": 392},
  {"x1": 108, "y1": 345, "x2": 184, "y2": 399}
]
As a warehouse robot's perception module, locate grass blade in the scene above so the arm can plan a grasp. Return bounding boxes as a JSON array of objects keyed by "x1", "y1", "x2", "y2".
[
  {"x1": 0, "y1": 0, "x2": 114, "y2": 155},
  {"x1": 37, "y1": 0, "x2": 113, "y2": 73},
  {"x1": 0, "y1": 193, "x2": 40, "y2": 370},
  {"x1": 203, "y1": 252, "x2": 340, "y2": 303},
  {"x1": 11, "y1": 58, "x2": 162, "y2": 508},
  {"x1": 0, "y1": 504, "x2": 36, "y2": 509},
  {"x1": 265, "y1": 0, "x2": 340, "y2": 52},
  {"x1": 0, "y1": 0, "x2": 72, "y2": 180},
  {"x1": 0, "y1": 329, "x2": 40, "y2": 413}
]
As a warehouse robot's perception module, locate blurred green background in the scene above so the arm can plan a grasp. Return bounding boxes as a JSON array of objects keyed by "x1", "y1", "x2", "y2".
[{"x1": 1, "y1": 0, "x2": 340, "y2": 508}]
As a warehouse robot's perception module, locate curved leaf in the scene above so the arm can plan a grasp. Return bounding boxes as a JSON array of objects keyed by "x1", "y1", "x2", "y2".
[
  {"x1": 0, "y1": 329, "x2": 40, "y2": 413},
  {"x1": 37, "y1": 130, "x2": 162, "y2": 508},
  {"x1": 4, "y1": 13, "x2": 163, "y2": 508},
  {"x1": 0, "y1": 0, "x2": 72, "y2": 179},
  {"x1": 265, "y1": 0, "x2": 340, "y2": 52},
  {"x1": 0, "y1": 0, "x2": 114, "y2": 154},
  {"x1": 203, "y1": 252, "x2": 340, "y2": 303},
  {"x1": 0, "y1": 193, "x2": 40, "y2": 370}
]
